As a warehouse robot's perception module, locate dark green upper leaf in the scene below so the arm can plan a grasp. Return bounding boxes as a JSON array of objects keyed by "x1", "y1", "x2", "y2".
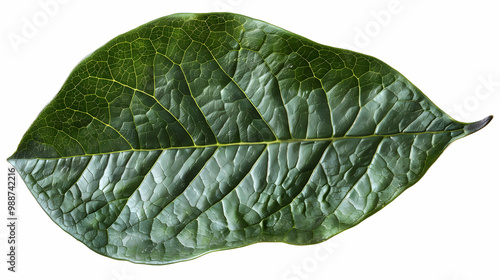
[{"x1": 8, "y1": 12, "x2": 491, "y2": 264}]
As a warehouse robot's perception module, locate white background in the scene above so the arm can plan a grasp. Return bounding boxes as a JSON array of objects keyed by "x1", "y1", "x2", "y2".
[{"x1": 1, "y1": 1, "x2": 499, "y2": 279}]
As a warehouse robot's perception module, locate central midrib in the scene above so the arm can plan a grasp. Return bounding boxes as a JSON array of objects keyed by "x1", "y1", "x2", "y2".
[{"x1": 23, "y1": 128, "x2": 464, "y2": 160}]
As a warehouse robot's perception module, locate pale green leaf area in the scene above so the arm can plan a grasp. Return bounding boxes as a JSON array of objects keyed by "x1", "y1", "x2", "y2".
[{"x1": 8, "y1": 12, "x2": 492, "y2": 264}]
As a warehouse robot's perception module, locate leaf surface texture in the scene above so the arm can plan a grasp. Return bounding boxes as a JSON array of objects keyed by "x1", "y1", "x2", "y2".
[{"x1": 9, "y1": 12, "x2": 491, "y2": 264}]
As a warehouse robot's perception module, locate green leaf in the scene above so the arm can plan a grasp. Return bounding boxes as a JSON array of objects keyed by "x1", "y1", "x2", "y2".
[{"x1": 8, "y1": 12, "x2": 492, "y2": 264}]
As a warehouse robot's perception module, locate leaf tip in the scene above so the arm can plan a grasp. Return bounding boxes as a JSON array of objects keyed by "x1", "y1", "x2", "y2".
[{"x1": 464, "y1": 115, "x2": 493, "y2": 135}]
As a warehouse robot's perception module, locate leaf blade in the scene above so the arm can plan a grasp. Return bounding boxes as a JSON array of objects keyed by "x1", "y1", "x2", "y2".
[{"x1": 8, "y1": 12, "x2": 491, "y2": 264}]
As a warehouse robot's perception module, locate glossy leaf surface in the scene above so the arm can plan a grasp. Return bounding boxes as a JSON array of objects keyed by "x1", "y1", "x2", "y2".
[{"x1": 8, "y1": 12, "x2": 491, "y2": 264}]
